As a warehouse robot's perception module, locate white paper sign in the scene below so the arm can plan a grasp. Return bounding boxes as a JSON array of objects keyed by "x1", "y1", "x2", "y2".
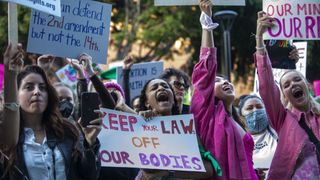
[
  {"x1": 116, "y1": 61, "x2": 164, "y2": 101},
  {"x1": 55, "y1": 64, "x2": 77, "y2": 92},
  {"x1": 155, "y1": 0, "x2": 245, "y2": 6},
  {"x1": 263, "y1": 0, "x2": 320, "y2": 40},
  {"x1": 5, "y1": 0, "x2": 61, "y2": 16},
  {"x1": 98, "y1": 108, "x2": 205, "y2": 171},
  {"x1": 293, "y1": 42, "x2": 307, "y2": 77},
  {"x1": 27, "y1": 0, "x2": 112, "y2": 64}
]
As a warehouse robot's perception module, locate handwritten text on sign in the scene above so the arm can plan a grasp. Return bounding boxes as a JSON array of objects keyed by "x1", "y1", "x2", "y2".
[
  {"x1": 263, "y1": 0, "x2": 320, "y2": 40},
  {"x1": 116, "y1": 61, "x2": 163, "y2": 101},
  {"x1": 98, "y1": 109, "x2": 205, "y2": 172},
  {"x1": 6, "y1": 0, "x2": 61, "y2": 17},
  {"x1": 27, "y1": 0, "x2": 112, "y2": 64},
  {"x1": 154, "y1": 0, "x2": 245, "y2": 6}
]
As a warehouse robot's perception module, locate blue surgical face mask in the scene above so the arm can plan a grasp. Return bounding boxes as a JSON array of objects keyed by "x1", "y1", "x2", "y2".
[{"x1": 245, "y1": 109, "x2": 269, "y2": 134}]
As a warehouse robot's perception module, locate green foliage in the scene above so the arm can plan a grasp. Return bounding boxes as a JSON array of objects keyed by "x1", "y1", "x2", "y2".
[{"x1": 0, "y1": 0, "x2": 319, "y2": 82}]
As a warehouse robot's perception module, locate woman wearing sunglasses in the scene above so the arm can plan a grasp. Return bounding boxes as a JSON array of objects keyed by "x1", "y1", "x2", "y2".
[{"x1": 159, "y1": 68, "x2": 190, "y2": 114}]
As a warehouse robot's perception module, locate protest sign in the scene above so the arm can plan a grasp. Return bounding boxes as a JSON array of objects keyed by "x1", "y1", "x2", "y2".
[
  {"x1": 0, "y1": 64, "x2": 3, "y2": 93},
  {"x1": 155, "y1": 0, "x2": 245, "y2": 6},
  {"x1": 5, "y1": 0, "x2": 61, "y2": 16},
  {"x1": 55, "y1": 64, "x2": 77, "y2": 92},
  {"x1": 263, "y1": 0, "x2": 320, "y2": 40},
  {"x1": 27, "y1": 0, "x2": 112, "y2": 64},
  {"x1": 98, "y1": 108, "x2": 205, "y2": 172},
  {"x1": 116, "y1": 61, "x2": 164, "y2": 101},
  {"x1": 253, "y1": 41, "x2": 307, "y2": 94},
  {"x1": 265, "y1": 40, "x2": 295, "y2": 69},
  {"x1": 293, "y1": 41, "x2": 307, "y2": 77}
]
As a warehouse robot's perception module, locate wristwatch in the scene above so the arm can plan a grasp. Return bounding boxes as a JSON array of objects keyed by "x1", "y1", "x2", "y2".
[{"x1": 4, "y1": 102, "x2": 20, "y2": 111}]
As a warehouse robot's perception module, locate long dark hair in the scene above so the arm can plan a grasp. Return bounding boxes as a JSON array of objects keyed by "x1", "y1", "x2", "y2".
[
  {"x1": 215, "y1": 75, "x2": 246, "y2": 130},
  {"x1": 2, "y1": 65, "x2": 80, "y2": 178},
  {"x1": 139, "y1": 78, "x2": 180, "y2": 115}
]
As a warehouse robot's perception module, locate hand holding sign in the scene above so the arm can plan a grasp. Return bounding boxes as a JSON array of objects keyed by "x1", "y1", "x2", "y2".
[
  {"x1": 199, "y1": 0, "x2": 213, "y2": 17},
  {"x1": 256, "y1": 11, "x2": 275, "y2": 37},
  {"x1": 288, "y1": 46, "x2": 300, "y2": 63}
]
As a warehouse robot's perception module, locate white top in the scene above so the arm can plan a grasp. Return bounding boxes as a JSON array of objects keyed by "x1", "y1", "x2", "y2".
[
  {"x1": 23, "y1": 128, "x2": 66, "y2": 180},
  {"x1": 252, "y1": 127, "x2": 278, "y2": 169}
]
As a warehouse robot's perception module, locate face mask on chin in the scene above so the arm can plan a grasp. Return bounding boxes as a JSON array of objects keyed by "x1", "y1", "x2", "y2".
[
  {"x1": 59, "y1": 100, "x2": 74, "y2": 118},
  {"x1": 245, "y1": 109, "x2": 269, "y2": 134}
]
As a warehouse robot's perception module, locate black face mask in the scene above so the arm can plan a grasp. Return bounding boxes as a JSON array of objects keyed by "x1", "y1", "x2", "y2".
[{"x1": 59, "y1": 100, "x2": 74, "y2": 118}]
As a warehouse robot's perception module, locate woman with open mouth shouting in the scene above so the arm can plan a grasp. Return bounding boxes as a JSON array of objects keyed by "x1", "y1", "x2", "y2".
[
  {"x1": 255, "y1": 11, "x2": 320, "y2": 179},
  {"x1": 190, "y1": 0, "x2": 259, "y2": 179},
  {"x1": 135, "y1": 77, "x2": 217, "y2": 180}
]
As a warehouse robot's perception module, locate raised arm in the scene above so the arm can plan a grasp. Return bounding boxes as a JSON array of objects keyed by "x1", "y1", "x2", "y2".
[
  {"x1": 69, "y1": 59, "x2": 88, "y2": 118},
  {"x1": 1, "y1": 43, "x2": 24, "y2": 147},
  {"x1": 122, "y1": 55, "x2": 134, "y2": 106},
  {"x1": 191, "y1": 0, "x2": 217, "y2": 137},
  {"x1": 255, "y1": 11, "x2": 287, "y2": 132},
  {"x1": 79, "y1": 54, "x2": 116, "y2": 109}
]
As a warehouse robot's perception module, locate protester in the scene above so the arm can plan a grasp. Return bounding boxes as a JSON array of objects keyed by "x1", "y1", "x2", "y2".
[
  {"x1": 1, "y1": 43, "x2": 102, "y2": 179},
  {"x1": 53, "y1": 82, "x2": 77, "y2": 121},
  {"x1": 104, "y1": 82, "x2": 136, "y2": 114},
  {"x1": 122, "y1": 55, "x2": 135, "y2": 106},
  {"x1": 190, "y1": 0, "x2": 259, "y2": 179},
  {"x1": 238, "y1": 95, "x2": 278, "y2": 178},
  {"x1": 135, "y1": 77, "x2": 217, "y2": 179},
  {"x1": 255, "y1": 11, "x2": 320, "y2": 179},
  {"x1": 159, "y1": 68, "x2": 190, "y2": 114},
  {"x1": 78, "y1": 53, "x2": 116, "y2": 110}
]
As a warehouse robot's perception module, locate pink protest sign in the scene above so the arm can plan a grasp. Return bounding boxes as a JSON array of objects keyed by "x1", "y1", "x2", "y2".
[
  {"x1": 263, "y1": 0, "x2": 320, "y2": 40},
  {"x1": 0, "y1": 64, "x2": 4, "y2": 93},
  {"x1": 314, "y1": 80, "x2": 320, "y2": 96}
]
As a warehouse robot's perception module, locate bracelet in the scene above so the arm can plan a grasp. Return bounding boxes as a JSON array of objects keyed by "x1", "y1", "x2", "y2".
[
  {"x1": 4, "y1": 102, "x2": 20, "y2": 111},
  {"x1": 255, "y1": 45, "x2": 266, "y2": 50}
]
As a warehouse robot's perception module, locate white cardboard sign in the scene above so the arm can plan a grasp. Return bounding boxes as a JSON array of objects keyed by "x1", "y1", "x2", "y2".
[
  {"x1": 263, "y1": 0, "x2": 320, "y2": 40},
  {"x1": 27, "y1": 0, "x2": 112, "y2": 64},
  {"x1": 5, "y1": 0, "x2": 61, "y2": 17},
  {"x1": 116, "y1": 61, "x2": 164, "y2": 101},
  {"x1": 98, "y1": 108, "x2": 205, "y2": 172},
  {"x1": 155, "y1": 0, "x2": 245, "y2": 6}
]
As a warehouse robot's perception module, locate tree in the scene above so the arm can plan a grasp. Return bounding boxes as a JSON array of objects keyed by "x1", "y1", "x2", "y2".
[{"x1": 0, "y1": 0, "x2": 319, "y2": 82}]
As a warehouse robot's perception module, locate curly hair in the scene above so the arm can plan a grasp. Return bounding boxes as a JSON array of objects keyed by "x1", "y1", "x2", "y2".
[
  {"x1": 2, "y1": 65, "x2": 80, "y2": 178},
  {"x1": 139, "y1": 78, "x2": 180, "y2": 115},
  {"x1": 159, "y1": 68, "x2": 190, "y2": 89}
]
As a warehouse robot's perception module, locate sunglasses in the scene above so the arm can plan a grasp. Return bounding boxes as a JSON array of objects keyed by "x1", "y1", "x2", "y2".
[{"x1": 172, "y1": 81, "x2": 189, "y2": 89}]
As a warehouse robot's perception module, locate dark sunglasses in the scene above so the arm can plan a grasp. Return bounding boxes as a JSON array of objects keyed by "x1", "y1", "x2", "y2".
[{"x1": 172, "y1": 81, "x2": 189, "y2": 89}]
